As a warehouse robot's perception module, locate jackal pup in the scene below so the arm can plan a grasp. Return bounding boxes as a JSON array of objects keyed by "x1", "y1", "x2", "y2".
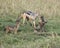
[
  {"x1": 5, "y1": 16, "x2": 20, "y2": 34},
  {"x1": 39, "y1": 16, "x2": 47, "y2": 32}
]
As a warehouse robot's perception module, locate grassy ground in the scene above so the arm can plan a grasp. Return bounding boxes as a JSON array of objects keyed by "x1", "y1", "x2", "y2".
[{"x1": 0, "y1": 0, "x2": 60, "y2": 48}]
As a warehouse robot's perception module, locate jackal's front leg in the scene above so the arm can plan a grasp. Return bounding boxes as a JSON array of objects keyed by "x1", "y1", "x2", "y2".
[
  {"x1": 21, "y1": 13, "x2": 26, "y2": 25},
  {"x1": 6, "y1": 29, "x2": 9, "y2": 33},
  {"x1": 14, "y1": 30, "x2": 17, "y2": 34},
  {"x1": 22, "y1": 14, "x2": 26, "y2": 25},
  {"x1": 33, "y1": 20, "x2": 36, "y2": 28}
]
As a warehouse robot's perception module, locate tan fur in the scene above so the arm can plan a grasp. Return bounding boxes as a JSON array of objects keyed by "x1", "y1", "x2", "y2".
[
  {"x1": 5, "y1": 16, "x2": 20, "y2": 34},
  {"x1": 20, "y1": 13, "x2": 38, "y2": 28}
]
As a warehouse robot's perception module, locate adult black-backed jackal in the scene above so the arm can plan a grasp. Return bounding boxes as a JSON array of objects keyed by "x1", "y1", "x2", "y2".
[
  {"x1": 5, "y1": 16, "x2": 20, "y2": 34},
  {"x1": 20, "y1": 11, "x2": 38, "y2": 28}
]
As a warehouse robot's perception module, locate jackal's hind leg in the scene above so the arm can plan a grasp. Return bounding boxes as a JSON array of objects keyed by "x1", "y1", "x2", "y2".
[
  {"x1": 6, "y1": 29, "x2": 9, "y2": 33},
  {"x1": 14, "y1": 28, "x2": 18, "y2": 34}
]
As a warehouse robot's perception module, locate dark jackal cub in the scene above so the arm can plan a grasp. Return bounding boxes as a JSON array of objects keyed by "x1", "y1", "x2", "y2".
[
  {"x1": 39, "y1": 16, "x2": 47, "y2": 32},
  {"x1": 34, "y1": 16, "x2": 47, "y2": 32}
]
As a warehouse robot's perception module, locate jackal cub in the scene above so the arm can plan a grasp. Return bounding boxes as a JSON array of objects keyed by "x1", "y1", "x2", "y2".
[
  {"x1": 39, "y1": 16, "x2": 47, "y2": 32},
  {"x1": 5, "y1": 16, "x2": 20, "y2": 34}
]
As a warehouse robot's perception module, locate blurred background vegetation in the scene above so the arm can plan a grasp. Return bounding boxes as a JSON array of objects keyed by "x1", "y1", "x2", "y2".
[{"x1": 0, "y1": 0, "x2": 60, "y2": 18}]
